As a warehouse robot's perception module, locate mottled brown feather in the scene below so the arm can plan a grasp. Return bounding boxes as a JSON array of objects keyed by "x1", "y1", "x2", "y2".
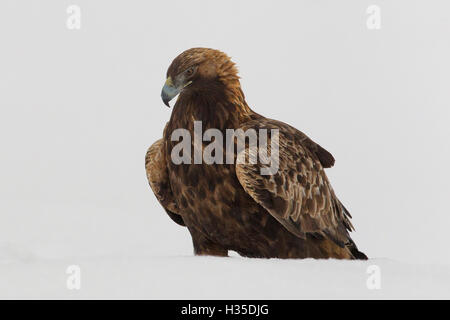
[
  {"x1": 145, "y1": 138, "x2": 185, "y2": 226},
  {"x1": 235, "y1": 118, "x2": 352, "y2": 247}
]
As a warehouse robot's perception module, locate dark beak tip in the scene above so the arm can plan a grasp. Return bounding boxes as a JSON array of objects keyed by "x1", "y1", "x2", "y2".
[{"x1": 161, "y1": 91, "x2": 171, "y2": 108}]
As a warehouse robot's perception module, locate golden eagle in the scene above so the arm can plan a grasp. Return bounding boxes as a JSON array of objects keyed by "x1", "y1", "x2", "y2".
[{"x1": 146, "y1": 48, "x2": 367, "y2": 259}]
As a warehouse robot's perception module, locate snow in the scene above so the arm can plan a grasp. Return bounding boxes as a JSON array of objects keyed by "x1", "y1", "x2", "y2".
[{"x1": 1, "y1": 245, "x2": 449, "y2": 299}]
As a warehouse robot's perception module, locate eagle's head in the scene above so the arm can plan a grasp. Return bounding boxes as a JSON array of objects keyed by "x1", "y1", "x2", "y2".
[{"x1": 161, "y1": 48, "x2": 240, "y2": 107}]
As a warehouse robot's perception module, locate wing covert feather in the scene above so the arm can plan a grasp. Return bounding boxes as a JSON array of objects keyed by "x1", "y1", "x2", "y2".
[
  {"x1": 235, "y1": 119, "x2": 352, "y2": 246},
  {"x1": 145, "y1": 138, "x2": 185, "y2": 226}
]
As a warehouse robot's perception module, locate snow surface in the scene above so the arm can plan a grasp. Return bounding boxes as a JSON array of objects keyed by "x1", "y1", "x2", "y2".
[{"x1": 1, "y1": 245, "x2": 449, "y2": 299}]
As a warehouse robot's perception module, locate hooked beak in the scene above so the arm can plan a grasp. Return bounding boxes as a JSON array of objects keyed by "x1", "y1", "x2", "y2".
[{"x1": 161, "y1": 77, "x2": 180, "y2": 108}]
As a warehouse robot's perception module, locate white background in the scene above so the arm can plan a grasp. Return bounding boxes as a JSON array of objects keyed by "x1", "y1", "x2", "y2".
[{"x1": 1, "y1": 1, "x2": 449, "y2": 298}]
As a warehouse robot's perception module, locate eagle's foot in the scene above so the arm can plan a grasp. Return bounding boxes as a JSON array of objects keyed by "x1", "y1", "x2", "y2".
[
  {"x1": 194, "y1": 246, "x2": 228, "y2": 257},
  {"x1": 191, "y1": 231, "x2": 228, "y2": 257}
]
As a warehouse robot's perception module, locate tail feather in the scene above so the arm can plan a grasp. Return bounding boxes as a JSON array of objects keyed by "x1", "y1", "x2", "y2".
[{"x1": 348, "y1": 240, "x2": 368, "y2": 260}]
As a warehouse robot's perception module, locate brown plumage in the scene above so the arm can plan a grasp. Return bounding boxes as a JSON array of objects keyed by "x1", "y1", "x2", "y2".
[{"x1": 146, "y1": 48, "x2": 367, "y2": 259}]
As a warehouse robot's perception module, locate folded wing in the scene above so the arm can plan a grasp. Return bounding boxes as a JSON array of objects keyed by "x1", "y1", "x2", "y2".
[
  {"x1": 235, "y1": 119, "x2": 353, "y2": 247},
  {"x1": 145, "y1": 138, "x2": 185, "y2": 226}
]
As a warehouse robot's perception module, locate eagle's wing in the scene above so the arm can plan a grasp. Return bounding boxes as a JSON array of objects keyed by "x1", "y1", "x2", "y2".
[
  {"x1": 145, "y1": 138, "x2": 185, "y2": 226},
  {"x1": 235, "y1": 118, "x2": 353, "y2": 247}
]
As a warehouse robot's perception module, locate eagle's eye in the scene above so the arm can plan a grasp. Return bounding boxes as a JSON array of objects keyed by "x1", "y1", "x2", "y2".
[{"x1": 185, "y1": 66, "x2": 195, "y2": 77}]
